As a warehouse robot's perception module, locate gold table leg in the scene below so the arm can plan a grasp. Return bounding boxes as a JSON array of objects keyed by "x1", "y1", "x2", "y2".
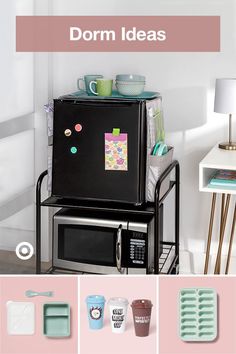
[
  {"x1": 225, "y1": 203, "x2": 236, "y2": 274},
  {"x1": 214, "y1": 194, "x2": 231, "y2": 274},
  {"x1": 215, "y1": 194, "x2": 225, "y2": 274},
  {"x1": 220, "y1": 194, "x2": 225, "y2": 235},
  {"x1": 204, "y1": 193, "x2": 217, "y2": 274}
]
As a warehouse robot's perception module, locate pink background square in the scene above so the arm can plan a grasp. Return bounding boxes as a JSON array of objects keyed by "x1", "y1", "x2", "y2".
[
  {"x1": 159, "y1": 276, "x2": 236, "y2": 354},
  {"x1": 0, "y1": 276, "x2": 78, "y2": 354},
  {"x1": 80, "y1": 276, "x2": 156, "y2": 354}
]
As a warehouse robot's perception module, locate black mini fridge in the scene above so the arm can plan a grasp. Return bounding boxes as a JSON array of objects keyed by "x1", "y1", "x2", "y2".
[{"x1": 52, "y1": 97, "x2": 149, "y2": 205}]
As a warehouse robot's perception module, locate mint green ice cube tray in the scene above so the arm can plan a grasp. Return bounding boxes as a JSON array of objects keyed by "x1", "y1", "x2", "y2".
[
  {"x1": 179, "y1": 288, "x2": 217, "y2": 342},
  {"x1": 43, "y1": 303, "x2": 70, "y2": 337}
]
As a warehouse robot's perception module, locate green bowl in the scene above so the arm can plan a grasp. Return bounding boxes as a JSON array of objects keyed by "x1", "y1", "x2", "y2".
[
  {"x1": 116, "y1": 74, "x2": 145, "y2": 82},
  {"x1": 116, "y1": 81, "x2": 145, "y2": 96}
]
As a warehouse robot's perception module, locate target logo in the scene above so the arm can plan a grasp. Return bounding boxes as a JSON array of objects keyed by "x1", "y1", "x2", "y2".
[{"x1": 15, "y1": 242, "x2": 34, "y2": 260}]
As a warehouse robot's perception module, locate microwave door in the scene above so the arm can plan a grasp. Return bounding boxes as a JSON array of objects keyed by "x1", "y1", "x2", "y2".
[
  {"x1": 53, "y1": 217, "x2": 128, "y2": 274},
  {"x1": 52, "y1": 99, "x2": 146, "y2": 204}
]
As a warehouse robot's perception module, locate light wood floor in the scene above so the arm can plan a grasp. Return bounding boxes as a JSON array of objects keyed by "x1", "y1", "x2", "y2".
[{"x1": 0, "y1": 250, "x2": 51, "y2": 274}]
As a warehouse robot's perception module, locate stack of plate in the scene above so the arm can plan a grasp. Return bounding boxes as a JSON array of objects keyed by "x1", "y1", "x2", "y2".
[{"x1": 115, "y1": 74, "x2": 146, "y2": 96}]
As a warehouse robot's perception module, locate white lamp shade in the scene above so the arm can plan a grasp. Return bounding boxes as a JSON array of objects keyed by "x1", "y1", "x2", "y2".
[{"x1": 214, "y1": 78, "x2": 236, "y2": 114}]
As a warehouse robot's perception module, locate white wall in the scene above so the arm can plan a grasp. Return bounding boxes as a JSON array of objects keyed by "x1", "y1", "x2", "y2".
[
  {"x1": 0, "y1": 1, "x2": 35, "y2": 253},
  {"x1": 34, "y1": 0, "x2": 53, "y2": 261},
  {"x1": 0, "y1": 0, "x2": 51, "y2": 263},
  {"x1": 51, "y1": 0, "x2": 236, "y2": 273}
]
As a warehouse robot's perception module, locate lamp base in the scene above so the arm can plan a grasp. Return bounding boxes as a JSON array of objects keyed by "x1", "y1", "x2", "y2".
[{"x1": 219, "y1": 142, "x2": 236, "y2": 150}]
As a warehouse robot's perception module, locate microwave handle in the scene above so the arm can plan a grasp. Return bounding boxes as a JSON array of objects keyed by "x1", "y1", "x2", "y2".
[{"x1": 116, "y1": 225, "x2": 124, "y2": 274}]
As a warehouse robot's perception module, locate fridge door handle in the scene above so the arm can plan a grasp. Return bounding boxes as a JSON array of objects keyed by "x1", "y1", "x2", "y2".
[
  {"x1": 116, "y1": 224, "x2": 124, "y2": 274},
  {"x1": 70, "y1": 101, "x2": 135, "y2": 108}
]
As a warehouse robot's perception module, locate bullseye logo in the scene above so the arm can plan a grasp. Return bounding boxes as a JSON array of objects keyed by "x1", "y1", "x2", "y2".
[{"x1": 15, "y1": 242, "x2": 34, "y2": 260}]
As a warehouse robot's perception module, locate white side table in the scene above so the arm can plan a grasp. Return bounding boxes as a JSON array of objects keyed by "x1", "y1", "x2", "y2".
[{"x1": 199, "y1": 145, "x2": 236, "y2": 274}]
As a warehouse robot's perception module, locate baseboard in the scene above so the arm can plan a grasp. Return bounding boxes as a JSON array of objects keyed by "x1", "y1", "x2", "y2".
[
  {"x1": 0, "y1": 227, "x2": 34, "y2": 252},
  {"x1": 180, "y1": 249, "x2": 236, "y2": 274},
  {"x1": 0, "y1": 227, "x2": 51, "y2": 263}
]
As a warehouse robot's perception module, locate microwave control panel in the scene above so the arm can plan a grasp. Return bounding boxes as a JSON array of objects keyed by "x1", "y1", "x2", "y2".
[{"x1": 129, "y1": 232, "x2": 146, "y2": 265}]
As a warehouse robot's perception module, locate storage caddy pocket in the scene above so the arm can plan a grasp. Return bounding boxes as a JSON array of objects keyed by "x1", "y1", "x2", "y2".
[{"x1": 146, "y1": 147, "x2": 173, "y2": 202}]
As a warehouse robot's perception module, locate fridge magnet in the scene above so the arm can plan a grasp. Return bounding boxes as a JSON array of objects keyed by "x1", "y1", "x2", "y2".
[{"x1": 104, "y1": 129, "x2": 128, "y2": 171}]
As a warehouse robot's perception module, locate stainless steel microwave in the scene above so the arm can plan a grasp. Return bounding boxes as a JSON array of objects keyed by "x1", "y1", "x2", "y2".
[{"x1": 53, "y1": 209, "x2": 155, "y2": 274}]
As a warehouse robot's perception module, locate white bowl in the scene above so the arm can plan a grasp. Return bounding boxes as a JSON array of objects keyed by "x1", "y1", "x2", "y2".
[
  {"x1": 116, "y1": 80, "x2": 146, "y2": 85},
  {"x1": 116, "y1": 82, "x2": 145, "y2": 96},
  {"x1": 116, "y1": 74, "x2": 146, "y2": 82}
]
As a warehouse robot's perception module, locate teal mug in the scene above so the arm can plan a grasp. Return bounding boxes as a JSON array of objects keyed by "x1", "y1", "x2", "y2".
[{"x1": 77, "y1": 75, "x2": 103, "y2": 96}]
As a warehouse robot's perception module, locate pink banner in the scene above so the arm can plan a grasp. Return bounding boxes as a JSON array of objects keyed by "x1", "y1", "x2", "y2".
[{"x1": 16, "y1": 16, "x2": 220, "y2": 52}]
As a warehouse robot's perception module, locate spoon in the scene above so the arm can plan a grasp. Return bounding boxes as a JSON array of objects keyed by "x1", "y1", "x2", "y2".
[{"x1": 25, "y1": 290, "x2": 54, "y2": 298}]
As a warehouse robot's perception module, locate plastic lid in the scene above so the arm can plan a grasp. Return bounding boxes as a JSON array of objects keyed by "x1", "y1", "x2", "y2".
[
  {"x1": 108, "y1": 297, "x2": 129, "y2": 307},
  {"x1": 85, "y1": 295, "x2": 105, "y2": 304},
  {"x1": 131, "y1": 299, "x2": 153, "y2": 309},
  {"x1": 7, "y1": 301, "x2": 35, "y2": 335}
]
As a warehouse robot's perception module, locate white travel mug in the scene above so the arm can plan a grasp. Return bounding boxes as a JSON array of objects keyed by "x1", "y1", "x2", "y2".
[{"x1": 108, "y1": 297, "x2": 129, "y2": 334}]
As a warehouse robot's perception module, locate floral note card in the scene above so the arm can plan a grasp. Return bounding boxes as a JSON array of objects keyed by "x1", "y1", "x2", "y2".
[{"x1": 104, "y1": 133, "x2": 128, "y2": 171}]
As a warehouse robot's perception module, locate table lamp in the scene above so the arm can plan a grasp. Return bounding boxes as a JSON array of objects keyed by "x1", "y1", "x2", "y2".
[{"x1": 214, "y1": 78, "x2": 236, "y2": 150}]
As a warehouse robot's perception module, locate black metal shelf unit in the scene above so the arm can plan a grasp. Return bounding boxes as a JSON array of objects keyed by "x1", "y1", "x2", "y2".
[{"x1": 36, "y1": 160, "x2": 180, "y2": 275}]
